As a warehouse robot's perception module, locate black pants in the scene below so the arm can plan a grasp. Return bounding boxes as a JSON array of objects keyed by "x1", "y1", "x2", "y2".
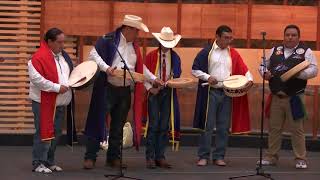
[{"x1": 85, "y1": 82, "x2": 131, "y2": 162}]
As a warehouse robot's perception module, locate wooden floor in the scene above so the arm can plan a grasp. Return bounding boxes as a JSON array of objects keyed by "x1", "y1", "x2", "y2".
[{"x1": 1, "y1": 146, "x2": 320, "y2": 180}]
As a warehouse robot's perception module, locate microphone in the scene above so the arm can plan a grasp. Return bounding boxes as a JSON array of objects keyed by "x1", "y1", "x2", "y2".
[
  {"x1": 102, "y1": 34, "x2": 114, "y2": 40},
  {"x1": 260, "y1": 31, "x2": 266, "y2": 36}
]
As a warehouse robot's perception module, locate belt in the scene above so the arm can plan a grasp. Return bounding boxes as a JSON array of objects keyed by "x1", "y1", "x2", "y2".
[
  {"x1": 275, "y1": 94, "x2": 289, "y2": 99},
  {"x1": 211, "y1": 88, "x2": 224, "y2": 91}
]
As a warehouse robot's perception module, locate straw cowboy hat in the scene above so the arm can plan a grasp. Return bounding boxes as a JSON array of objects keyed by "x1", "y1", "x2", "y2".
[
  {"x1": 121, "y1": 14, "x2": 149, "y2": 33},
  {"x1": 152, "y1": 27, "x2": 181, "y2": 48}
]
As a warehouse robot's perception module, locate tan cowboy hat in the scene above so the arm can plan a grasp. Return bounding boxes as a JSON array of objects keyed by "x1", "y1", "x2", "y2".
[
  {"x1": 121, "y1": 14, "x2": 149, "y2": 32},
  {"x1": 152, "y1": 27, "x2": 181, "y2": 48}
]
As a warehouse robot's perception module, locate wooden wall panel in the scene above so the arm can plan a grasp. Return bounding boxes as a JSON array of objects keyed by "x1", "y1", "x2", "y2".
[
  {"x1": 113, "y1": 2, "x2": 148, "y2": 37},
  {"x1": 44, "y1": 0, "x2": 72, "y2": 34},
  {"x1": 113, "y1": 2, "x2": 178, "y2": 37},
  {"x1": 181, "y1": 4, "x2": 248, "y2": 39},
  {"x1": 144, "y1": 3, "x2": 178, "y2": 36},
  {"x1": 251, "y1": 5, "x2": 317, "y2": 40},
  {"x1": 69, "y1": 1, "x2": 111, "y2": 36}
]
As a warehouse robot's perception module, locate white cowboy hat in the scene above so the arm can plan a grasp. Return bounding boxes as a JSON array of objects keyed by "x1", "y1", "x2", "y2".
[
  {"x1": 152, "y1": 27, "x2": 181, "y2": 48},
  {"x1": 121, "y1": 14, "x2": 149, "y2": 32}
]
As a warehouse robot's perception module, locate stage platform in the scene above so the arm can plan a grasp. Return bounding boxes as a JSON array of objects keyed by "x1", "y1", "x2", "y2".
[{"x1": 1, "y1": 146, "x2": 319, "y2": 180}]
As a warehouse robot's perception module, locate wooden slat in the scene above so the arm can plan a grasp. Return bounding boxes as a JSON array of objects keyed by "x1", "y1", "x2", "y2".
[
  {"x1": 0, "y1": 6, "x2": 40, "y2": 11},
  {"x1": 0, "y1": 112, "x2": 33, "y2": 117},
  {"x1": 0, "y1": 30, "x2": 39, "y2": 35},
  {"x1": 0, "y1": 88, "x2": 29, "y2": 93},
  {"x1": 0, "y1": 71, "x2": 28, "y2": 76},
  {"x1": 0, "y1": 66, "x2": 28, "y2": 70},
  {"x1": 0, "y1": 47, "x2": 37, "y2": 52},
  {"x1": 0, "y1": 94, "x2": 29, "y2": 99},
  {"x1": 0, "y1": 77, "x2": 29, "y2": 82},
  {"x1": 0, "y1": 24, "x2": 40, "y2": 29},
  {"x1": 0, "y1": 1, "x2": 41, "y2": 6},
  {"x1": 0, "y1": 100, "x2": 30, "y2": 105},
  {"x1": 0, "y1": 42, "x2": 39, "y2": 46},
  {"x1": 0, "y1": 106, "x2": 31, "y2": 111},
  {"x1": 0, "y1": 12, "x2": 41, "y2": 18},
  {"x1": 0, "y1": 18, "x2": 40, "y2": 23},
  {"x1": 0, "y1": 83, "x2": 29, "y2": 87},
  {"x1": 0, "y1": 129, "x2": 34, "y2": 134},
  {"x1": 0, "y1": 36, "x2": 39, "y2": 41},
  {"x1": 0, "y1": 124, "x2": 34, "y2": 128},
  {"x1": 0, "y1": 54, "x2": 30, "y2": 58},
  {"x1": 0, "y1": 61, "x2": 30, "y2": 65},
  {"x1": 0, "y1": 118, "x2": 33, "y2": 122}
]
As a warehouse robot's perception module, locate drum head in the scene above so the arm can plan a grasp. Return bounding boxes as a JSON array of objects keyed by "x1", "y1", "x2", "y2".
[
  {"x1": 68, "y1": 61, "x2": 99, "y2": 89},
  {"x1": 113, "y1": 69, "x2": 145, "y2": 83},
  {"x1": 166, "y1": 78, "x2": 194, "y2": 88},
  {"x1": 223, "y1": 75, "x2": 248, "y2": 90}
]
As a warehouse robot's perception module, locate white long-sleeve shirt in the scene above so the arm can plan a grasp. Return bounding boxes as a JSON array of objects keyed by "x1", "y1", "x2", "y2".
[
  {"x1": 259, "y1": 46, "x2": 318, "y2": 80},
  {"x1": 28, "y1": 52, "x2": 72, "y2": 106},
  {"x1": 88, "y1": 33, "x2": 156, "y2": 87},
  {"x1": 192, "y1": 41, "x2": 253, "y2": 88}
]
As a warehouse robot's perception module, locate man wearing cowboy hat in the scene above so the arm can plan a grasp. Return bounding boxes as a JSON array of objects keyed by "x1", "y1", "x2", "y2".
[
  {"x1": 143, "y1": 27, "x2": 182, "y2": 169},
  {"x1": 83, "y1": 14, "x2": 163, "y2": 169},
  {"x1": 192, "y1": 25, "x2": 253, "y2": 166}
]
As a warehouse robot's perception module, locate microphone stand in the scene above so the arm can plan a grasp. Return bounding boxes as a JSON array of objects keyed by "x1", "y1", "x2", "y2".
[
  {"x1": 229, "y1": 32, "x2": 274, "y2": 180},
  {"x1": 104, "y1": 36, "x2": 141, "y2": 180}
]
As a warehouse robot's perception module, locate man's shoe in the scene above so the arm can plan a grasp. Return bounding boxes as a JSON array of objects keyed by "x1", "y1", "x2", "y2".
[
  {"x1": 146, "y1": 160, "x2": 156, "y2": 169},
  {"x1": 83, "y1": 159, "x2": 95, "y2": 169},
  {"x1": 106, "y1": 159, "x2": 127, "y2": 169},
  {"x1": 213, "y1": 159, "x2": 227, "y2": 166},
  {"x1": 197, "y1": 159, "x2": 208, "y2": 166},
  {"x1": 49, "y1": 165, "x2": 63, "y2": 172},
  {"x1": 256, "y1": 159, "x2": 276, "y2": 166},
  {"x1": 155, "y1": 159, "x2": 172, "y2": 169},
  {"x1": 33, "y1": 164, "x2": 52, "y2": 173},
  {"x1": 295, "y1": 159, "x2": 307, "y2": 169}
]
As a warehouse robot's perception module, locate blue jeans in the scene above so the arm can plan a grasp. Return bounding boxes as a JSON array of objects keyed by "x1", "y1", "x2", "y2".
[
  {"x1": 84, "y1": 83, "x2": 131, "y2": 162},
  {"x1": 32, "y1": 101, "x2": 65, "y2": 169},
  {"x1": 198, "y1": 88, "x2": 231, "y2": 160},
  {"x1": 145, "y1": 87, "x2": 171, "y2": 160}
]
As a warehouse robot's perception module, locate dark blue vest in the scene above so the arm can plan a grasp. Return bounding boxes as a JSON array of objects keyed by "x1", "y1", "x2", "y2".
[{"x1": 269, "y1": 44, "x2": 308, "y2": 96}]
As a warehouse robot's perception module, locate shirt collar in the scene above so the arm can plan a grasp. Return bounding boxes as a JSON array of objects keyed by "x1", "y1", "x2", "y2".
[
  {"x1": 161, "y1": 50, "x2": 170, "y2": 56},
  {"x1": 52, "y1": 51, "x2": 62, "y2": 58},
  {"x1": 284, "y1": 44, "x2": 299, "y2": 51},
  {"x1": 213, "y1": 40, "x2": 229, "y2": 50}
]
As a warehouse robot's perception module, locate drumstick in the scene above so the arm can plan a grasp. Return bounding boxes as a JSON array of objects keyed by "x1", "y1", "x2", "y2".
[
  {"x1": 201, "y1": 78, "x2": 239, "y2": 87},
  {"x1": 69, "y1": 76, "x2": 87, "y2": 86}
]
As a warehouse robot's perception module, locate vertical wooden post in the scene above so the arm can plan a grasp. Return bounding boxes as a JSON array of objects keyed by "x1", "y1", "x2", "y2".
[
  {"x1": 246, "y1": 0, "x2": 252, "y2": 48},
  {"x1": 78, "y1": 36, "x2": 84, "y2": 63},
  {"x1": 109, "y1": 0, "x2": 114, "y2": 32},
  {"x1": 317, "y1": 0, "x2": 320, "y2": 50},
  {"x1": 142, "y1": 0, "x2": 150, "y2": 60},
  {"x1": 176, "y1": 0, "x2": 182, "y2": 47},
  {"x1": 40, "y1": 0, "x2": 46, "y2": 41}
]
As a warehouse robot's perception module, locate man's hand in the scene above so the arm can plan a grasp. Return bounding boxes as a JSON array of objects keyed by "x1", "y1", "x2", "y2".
[
  {"x1": 264, "y1": 71, "x2": 273, "y2": 80},
  {"x1": 106, "y1": 66, "x2": 117, "y2": 76},
  {"x1": 59, "y1": 85, "x2": 69, "y2": 94},
  {"x1": 149, "y1": 87, "x2": 160, "y2": 95},
  {"x1": 208, "y1": 76, "x2": 218, "y2": 85},
  {"x1": 152, "y1": 78, "x2": 165, "y2": 88}
]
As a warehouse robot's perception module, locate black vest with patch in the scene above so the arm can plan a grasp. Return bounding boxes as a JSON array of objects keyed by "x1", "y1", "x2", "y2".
[{"x1": 269, "y1": 44, "x2": 308, "y2": 96}]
